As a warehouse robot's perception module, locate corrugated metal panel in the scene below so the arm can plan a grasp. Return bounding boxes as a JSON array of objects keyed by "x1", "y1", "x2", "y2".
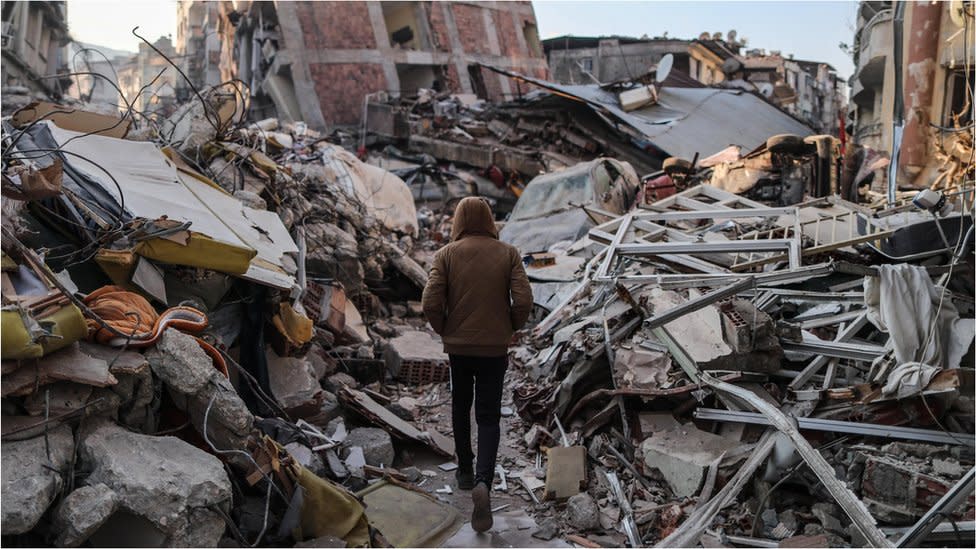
[
  {"x1": 477, "y1": 64, "x2": 815, "y2": 160},
  {"x1": 542, "y1": 83, "x2": 814, "y2": 160}
]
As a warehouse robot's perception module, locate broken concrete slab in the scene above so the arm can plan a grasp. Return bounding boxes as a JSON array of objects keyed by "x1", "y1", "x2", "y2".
[
  {"x1": 80, "y1": 420, "x2": 233, "y2": 547},
  {"x1": 52, "y1": 483, "x2": 119, "y2": 547},
  {"x1": 338, "y1": 386, "x2": 454, "y2": 457},
  {"x1": 345, "y1": 427, "x2": 395, "y2": 467},
  {"x1": 266, "y1": 348, "x2": 324, "y2": 416},
  {"x1": 2, "y1": 342, "x2": 118, "y2": 397},
  {"x1": 1, "y1": 425, "x2": 75, "y2": 535},
  {"x1": 613, "y1": 345, "x2": 671, "y2": 390},
  {"x1": 640, "y1": 422, "x2": 743, "y2": 498},
  {"x1": 646, "y1": 288, "x2": 732, "y2": 368},
  {"x1": 544, "y1": 445, "x2": 587, "y2": 500},
  {"x1": 147, "y1": 329, "x2": 253, "y2": 454},
  {"x1": 22, "y1": 381, "x2": 92, "y2": 416}
]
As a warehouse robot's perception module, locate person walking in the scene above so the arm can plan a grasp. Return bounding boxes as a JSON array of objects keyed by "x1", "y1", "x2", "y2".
[{"x1": 422, "y1": 197, "x2": 533, "y2": 533}]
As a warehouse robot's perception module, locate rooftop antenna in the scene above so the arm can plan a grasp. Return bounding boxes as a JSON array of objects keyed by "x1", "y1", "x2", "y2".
[{"x1": 618, "y1": 53, "x2": 672, "y2": 112}]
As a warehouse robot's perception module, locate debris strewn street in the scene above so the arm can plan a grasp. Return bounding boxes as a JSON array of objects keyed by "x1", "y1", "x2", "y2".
[{"x1": 2, "y1": 1, "x2": 974, "y2": 548}]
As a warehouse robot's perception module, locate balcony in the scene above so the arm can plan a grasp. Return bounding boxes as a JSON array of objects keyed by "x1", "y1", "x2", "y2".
[{"x1": 857, "y1": 9, "x2": 893, "y2": 72}]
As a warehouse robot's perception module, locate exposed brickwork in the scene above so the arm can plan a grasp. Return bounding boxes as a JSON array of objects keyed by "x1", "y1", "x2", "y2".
[
  {"x1": 451, "y1": 3, "x2": 489, "y2": 55},
  {"x1": 297, "y1": 2, "x2": 376, "y2": 50},
  {"x1": 309, "y1": 63, "x2": 387, "y2": 126},
  {"x1": 444, "y1": 64, "x2": 462, "y2": 92},
  {"x1": 493, "y1": 9, "x2": 521, "y2": 58},
  {"x1": 424, "y1": 2, "x2": 451, "y2": 52}
]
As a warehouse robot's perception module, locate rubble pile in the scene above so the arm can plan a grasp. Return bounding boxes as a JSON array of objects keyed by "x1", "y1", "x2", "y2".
[
  {"x1": 498, "y1": 177, "x2": 976, "y2": 546},
  {"x1": 2, "y1": 65, "x2": 974, "y2": 549}
]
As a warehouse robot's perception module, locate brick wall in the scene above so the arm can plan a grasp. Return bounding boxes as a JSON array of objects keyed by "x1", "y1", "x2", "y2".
[
  {"x1": 451, "y1": 3, "x2": 489, "y2": 55},
  {"x1": 296, "y1": 2, "x2": 376, "y2": 50},
  {"x1": 309, "y1": 63, "x2": 387, "y2": 125},
  {"x1": 493, "y1": 10, "x2": 521, "y2": 58},
  {"x1": 425, "y1": 2, "x2": 451, "y2": 52},
  {"x1": 444, "y1": 64, "x2": 462, "y2": 92}
]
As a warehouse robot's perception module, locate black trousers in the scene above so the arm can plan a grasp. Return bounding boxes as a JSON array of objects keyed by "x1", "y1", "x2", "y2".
[{"x1": 449, "y1": 354, "x2": 507, "y2": 485}]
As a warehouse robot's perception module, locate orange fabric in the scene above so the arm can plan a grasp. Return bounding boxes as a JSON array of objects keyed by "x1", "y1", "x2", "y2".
[
  {"x1": 83, "y1": 285, "x2": 209, "y2": 347},
  {"x1": 84, "y1": 285, "x2": 159, "y2": 345}
]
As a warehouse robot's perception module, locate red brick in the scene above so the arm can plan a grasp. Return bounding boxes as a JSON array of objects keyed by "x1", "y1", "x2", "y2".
[
  {"x1": 444, "y1": 64, "x2": 461, "y2": 92},
  {"x1": 297, "y1": 2, "x2": 376, "y2": 50},
  {"x1": 451, "y1": 4, "x2": 489, "y2": 55},
  {"x1": 493, "y1": 9, "x2": 520, "y2": 58},
  {"x1": 425, "y1": 2, "x2": 451, "y2": 52},
  {"x1": 309, "y1": 63, "x2": 387, "y2": 126}
]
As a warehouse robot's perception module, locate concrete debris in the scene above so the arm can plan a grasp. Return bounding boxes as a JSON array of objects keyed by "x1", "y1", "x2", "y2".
[
  {"x1": 0, "y1": 426, "x2": 75, "y2": 535},
  {"x1": 1, "y1": 5, "x2": 973, "y2": 546},
  {"x1": 52, "y1": 484, "x2": 120, "y2": 547},
  {"x1": 641, "y1": 423, "x2": 743, "y2": 498},
  {"x1": 345, "y1": 427, "x2": 395, "y2": 468},
  {"x1": 79, "y1": 421, "x2": 233, "y2": 547},
  {"x1": 147, "y1": 329, "x2": 253, "y2": 456}
]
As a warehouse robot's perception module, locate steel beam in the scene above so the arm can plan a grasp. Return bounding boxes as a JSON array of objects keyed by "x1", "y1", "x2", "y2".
[
  {"x1": 644, "y1": 277, "x2": 756, "y2": 329},
  {"x1": 789, "y1": 312, "x2": 871, "y2": 388},
  {"x1": 694, "y1": 408, "x2": 974, "y2": 446},
  {"x1": 699, "y1": 373, "x2": 891, "y2": 548},
  {"x1": 633, "y1": 207, "x2": 798, "y2": 222},
  {"x1": 782, "y1": 338, "x2": 885, "y2": 362}
]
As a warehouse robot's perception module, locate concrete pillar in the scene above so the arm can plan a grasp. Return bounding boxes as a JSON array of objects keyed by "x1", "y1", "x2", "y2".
[
  {"x1": 898, "y1": 1, "x2": 942, "y2": 178},
  {"x1": 366, "y1": 1, "x2": 400, "y2": 96},
  {"x1": 438, "y1": 2, "x2": 474, "y2": 94},
  {"x1": 274, "y1": 2, "x2": 328, "y2": 131}
]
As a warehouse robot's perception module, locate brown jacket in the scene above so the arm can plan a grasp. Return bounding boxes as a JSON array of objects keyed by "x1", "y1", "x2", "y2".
[{"x1": 422, "y1": 197, "x2": 533, "y2": 356}]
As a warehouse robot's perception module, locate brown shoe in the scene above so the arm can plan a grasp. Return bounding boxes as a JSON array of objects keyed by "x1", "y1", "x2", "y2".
[{"x1": 471, "y1": 482, "x2": 493, "y2": 532}]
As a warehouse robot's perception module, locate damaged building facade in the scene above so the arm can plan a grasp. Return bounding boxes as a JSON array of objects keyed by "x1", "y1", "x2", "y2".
[
  {"x1": 175, "y1": 0, "x2": 549, "y2": 128},
  {"x1": 0, "y1": 1, "x2": 72, "y2": 100},
  {"x1": 544, "y1": 32, "x2": 845, "y2": 135},
  {"x1": 849, "y1": 0, "x2": 974, "y2": 190},
  {"x1": 544, "y1": 33, "x2": 740, "y2": 86}
]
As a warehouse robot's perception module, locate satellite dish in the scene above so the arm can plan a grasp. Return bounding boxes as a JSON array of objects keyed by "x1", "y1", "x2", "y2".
[
  {"x1": 656, "y1": 54, "x2": 674, "y2": 83},
  {"x1": 722, "y1": 57, "x2": 743, "y2": 75}
]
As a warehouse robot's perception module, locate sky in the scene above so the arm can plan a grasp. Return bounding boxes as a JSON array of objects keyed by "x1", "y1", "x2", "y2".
[
  {"x1": 65, "y1": 0, "x2": 859, "y2": 77},
  {"x1": 66, "y1": 0, "x2": 177, "y2": 53},
  {"x1": 532, "y1": 0, "x2": 859, "y2": 77}
]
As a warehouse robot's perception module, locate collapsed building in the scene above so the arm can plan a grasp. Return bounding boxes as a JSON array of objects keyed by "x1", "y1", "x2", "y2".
[
  {"x1": 175, "y1": 0, "x2": 549, "y2": 128},
  {"x1": 544, "y1": 32, "x2": 845, "y2": 136},
  {"x1": 1, "y1": 2, "x2": 974, "y2": 549},
  {"x1": 0, "y1": 0, "x2": 73, "y2": 108},
  {"x1": 848, "y1": 0, "x2": 974, "y2": 192}
]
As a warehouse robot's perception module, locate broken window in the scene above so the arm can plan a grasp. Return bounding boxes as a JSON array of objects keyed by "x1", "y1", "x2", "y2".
[
  {"x1": 467, "y1": 64, "x2": 488, "y2": 100},
  {"x1": 523, "y1": 21, "x2": 541, "y2": 57},
  {"x1": 581, "y1": 57, "x2": 593, "y2": 72},
  {"x1": 382, "y1": 1, "x2": 429, "y2": 49},
  {"x1": 943, "y1": 69, "x2": 975, "y2": 127},
  {"x1": 396, "y1": 64, "x2": 440, "y2": 96}
]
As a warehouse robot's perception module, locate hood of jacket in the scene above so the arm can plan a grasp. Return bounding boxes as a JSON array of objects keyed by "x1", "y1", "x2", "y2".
[{"x1": 451, "y1": 197, "x2": 498, "y2": 241}]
